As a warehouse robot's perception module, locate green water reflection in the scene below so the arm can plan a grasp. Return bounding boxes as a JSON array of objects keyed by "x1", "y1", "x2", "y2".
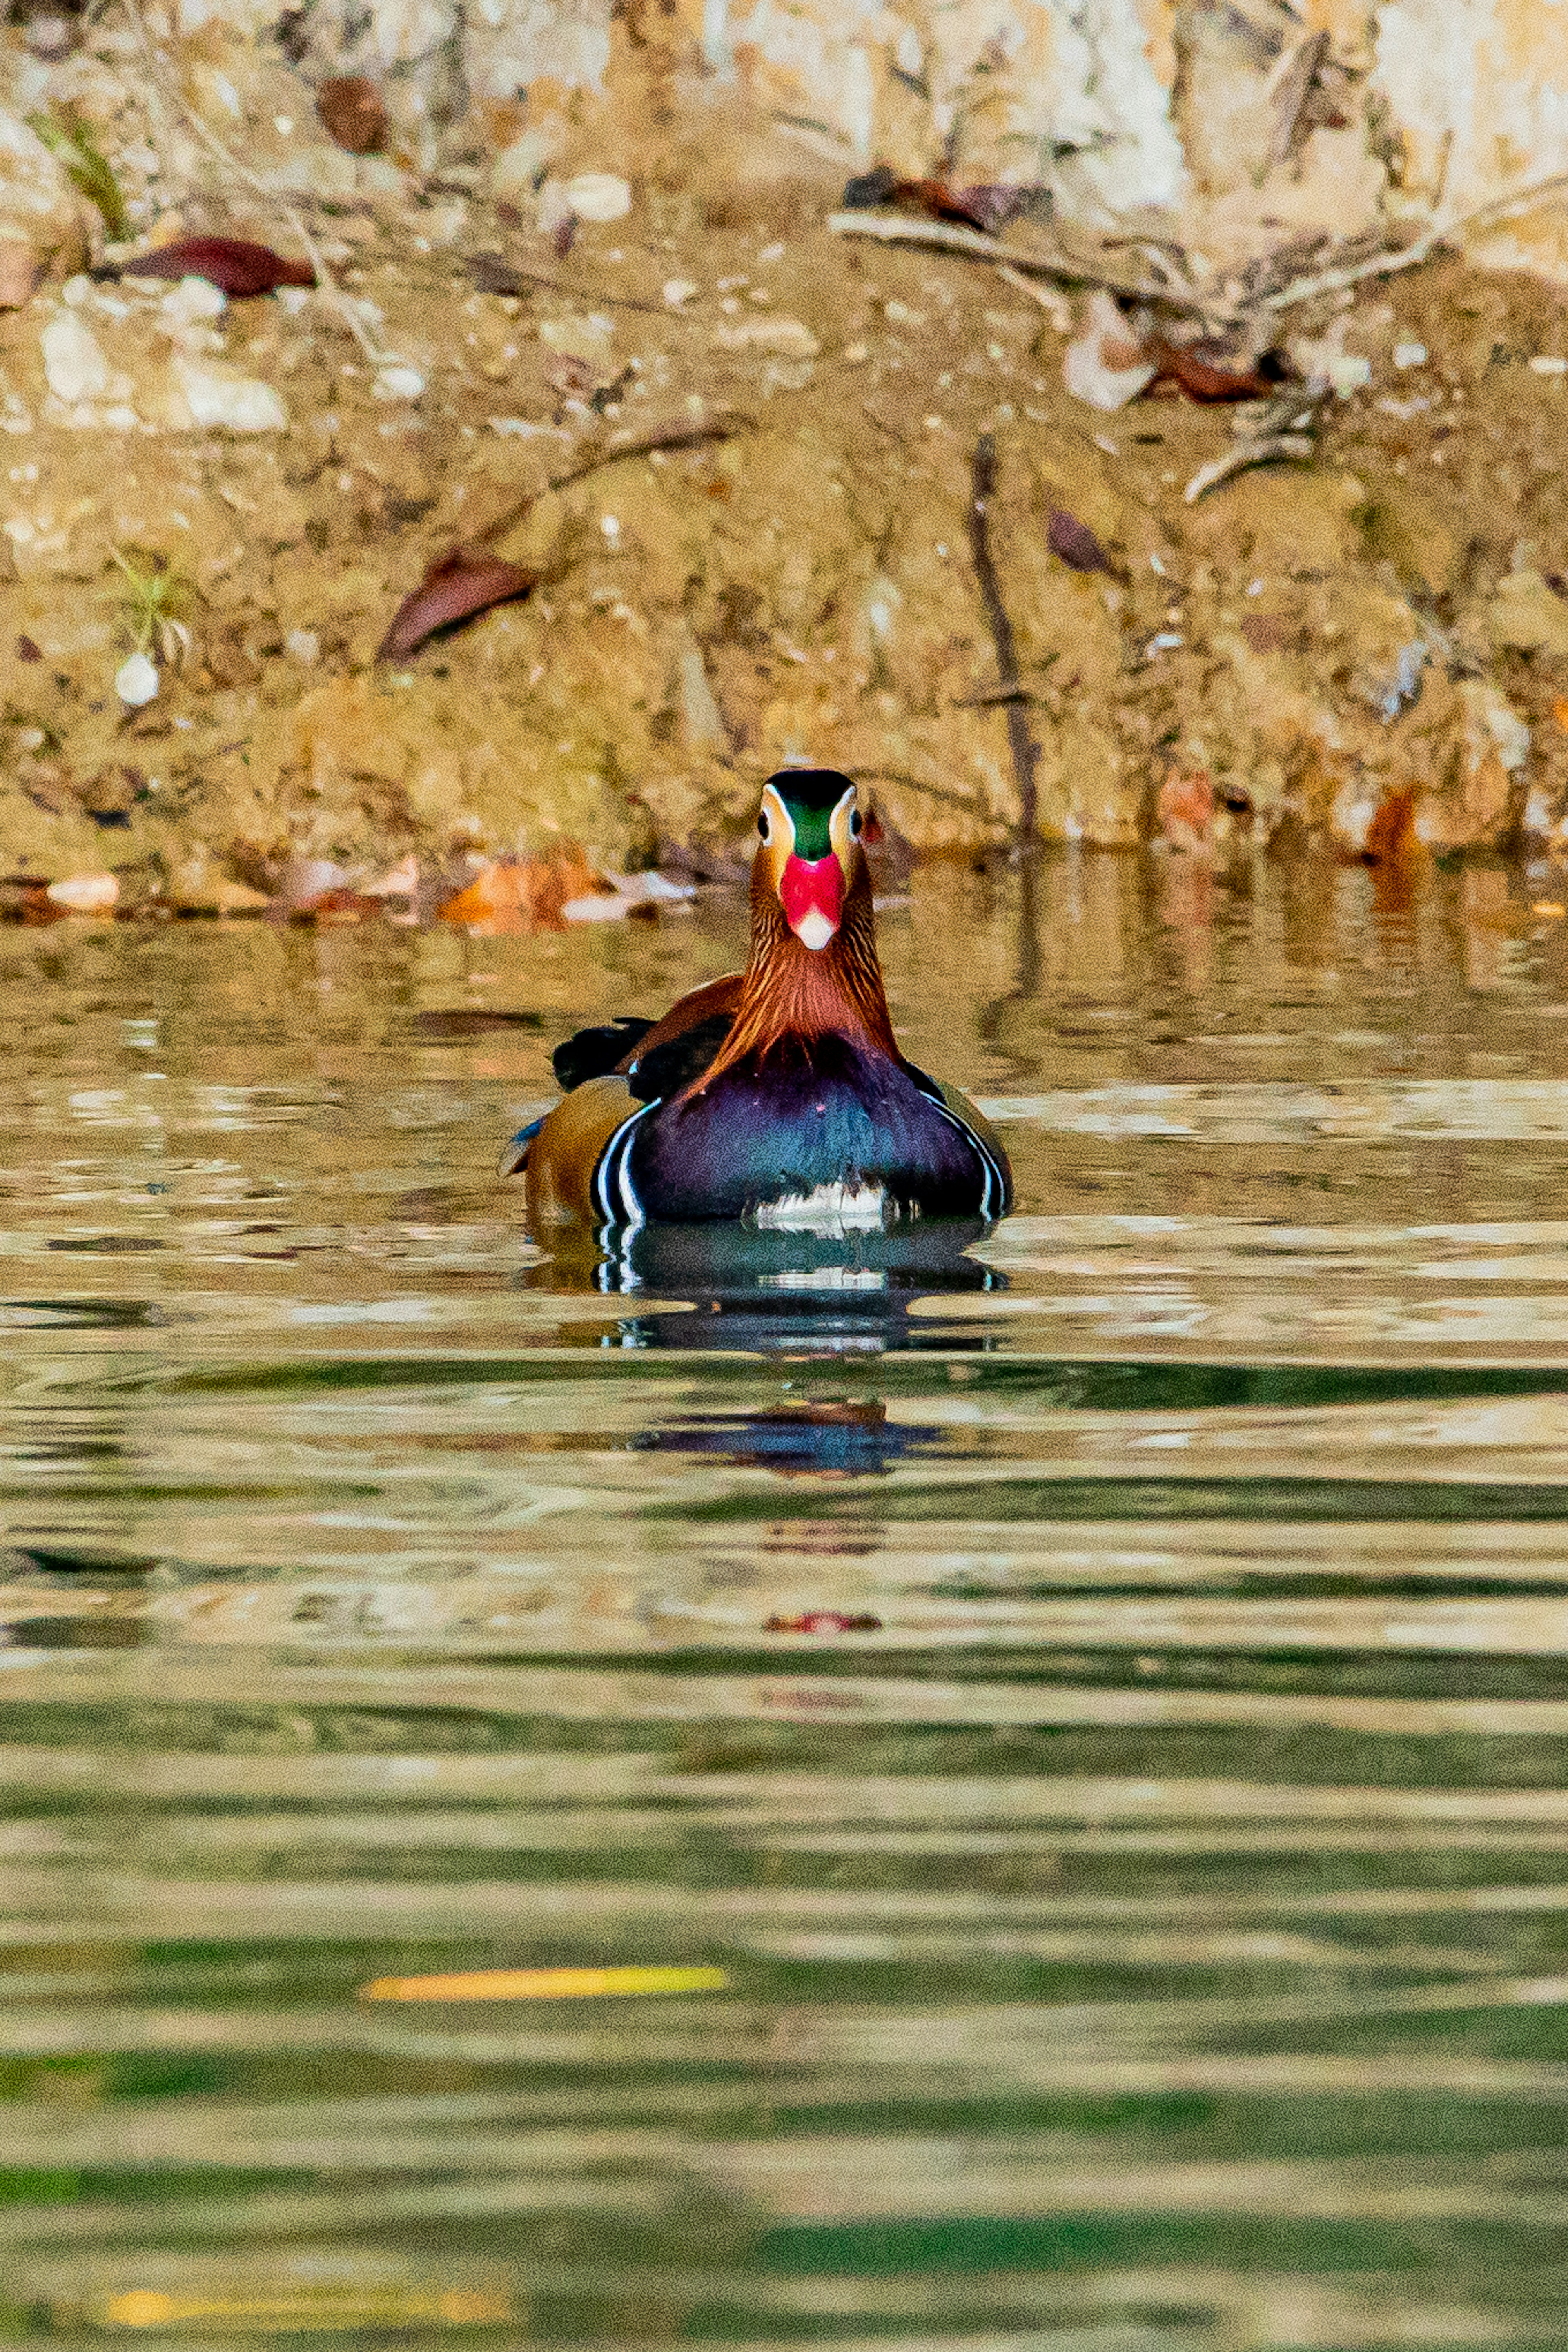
[{"x1": 4, "y1": 853, "x2": 1568, "y2": 2347}]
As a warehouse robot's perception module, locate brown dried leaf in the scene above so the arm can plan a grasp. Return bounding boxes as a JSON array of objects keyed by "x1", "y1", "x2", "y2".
[
  {"x1": 317, "y1": 76, "x2": 388, "y2": 156},
  {"x1": 1152, "y1": 340, "x2": 1278, "y2": 402},
  {"x1": 123, "y1": 237, "x2": 315, "y2": 296},
  {"x1": 379, "y1": 549, "x2": 540, "y2": 662},
  {"x1": 1047, "y1": 506, "x2": 1113, "y2": 574}
]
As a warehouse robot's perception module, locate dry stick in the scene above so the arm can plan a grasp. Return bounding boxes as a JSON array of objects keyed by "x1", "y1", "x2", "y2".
[
  {"x1": 464, "y1": 412, "x2": 753, "y2": 554},
  {"x1": 966, "y1": 432, "x2": 1040, "y2": 849},
  {"x1": 470, "y1": 256, "x2": 671, "y2": 317},
  {"x1": 828, "y1": 210, "x2": 1229, "y2": 321},
  {"x1": 1264, "y1": 164, "x2": 1568, "y2": 312},
  {"x1": 118, "y1": 0, "x2": 392, "y2": 369},
  {"x1": 1184, "y1": 432, "x2": 1314, "y2": 505}
]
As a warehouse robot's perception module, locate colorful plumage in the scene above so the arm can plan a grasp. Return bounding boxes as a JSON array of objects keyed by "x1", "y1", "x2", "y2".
[{"x1": 503, "y1": 768, "x2": 1012, "y2": 1229}]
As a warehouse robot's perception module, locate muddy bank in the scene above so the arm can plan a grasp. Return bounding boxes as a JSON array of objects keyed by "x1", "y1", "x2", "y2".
[{"x1": 6, "y1": 49, "x2": 1568, "y2": 909}]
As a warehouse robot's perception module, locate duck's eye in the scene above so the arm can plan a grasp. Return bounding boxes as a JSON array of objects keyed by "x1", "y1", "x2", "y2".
[
  {"x1": 849, "y1": 806, "x2": 862, "y2": 837},
  {"x1": 757, "y1": 810, "x2": 771, "y2": 842}
]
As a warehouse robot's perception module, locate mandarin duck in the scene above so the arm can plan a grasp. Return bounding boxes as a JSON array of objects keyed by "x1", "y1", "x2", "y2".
[{"x1": 502, "y1": 768, "x2": 1012, "y2": 1229}]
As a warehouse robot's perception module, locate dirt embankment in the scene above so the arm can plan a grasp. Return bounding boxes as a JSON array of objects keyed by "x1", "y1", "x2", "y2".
[{"x1": 6, "y1": 30, "x2": 1568, "y2": 916}]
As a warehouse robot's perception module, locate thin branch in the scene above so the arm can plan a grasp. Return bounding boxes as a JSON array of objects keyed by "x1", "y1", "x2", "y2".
[
  {"x1": 1264, "y1": 165, "x2": 1568, "y2": 312},
  {"x1": 966, "y1": 432, "x2": 1040, "y2": 847},
  {"x1": 995, "y1": 262, "x2": 1073, "y2": 333},
  {"x1": 118, "y1": 0, "x2": 392, "y2": 368},
  {"x1": 466, "y1": 410, "x2": 753, "y2": 552},
  {"x1": 829, "y1": 210, "x2": 1229, "y2": 320},
  {"x1": 1184, "y1": 432, "x2": 1313, "y2": 504},
  {"x1": 470, "y1": 254, "x2": 673, "y2": 317}
]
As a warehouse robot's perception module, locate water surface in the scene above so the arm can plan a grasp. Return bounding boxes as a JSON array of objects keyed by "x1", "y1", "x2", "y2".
[{"x1": 6, "y1": 853, "x2": 1568, "y2": 2348}]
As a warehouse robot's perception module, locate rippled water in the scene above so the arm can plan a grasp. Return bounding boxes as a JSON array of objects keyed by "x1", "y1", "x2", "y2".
[{"x1": 7, "y1": 853, "x2": 1568, "y2": 2348}]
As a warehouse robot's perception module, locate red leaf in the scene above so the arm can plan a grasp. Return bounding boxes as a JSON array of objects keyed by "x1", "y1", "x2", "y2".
[
  {"x1": 765, "y1": 1611, "x2": 882, "y2": 1635},
  {"x1": 317, "y1": 74, "x2": 388, "y2": 155},
  {"x1": 379, "y1": 548, "x2": 541, "y2": 662},
  {"x1": 1150, "y1": 340, "x2": 1276, "y2": 402},
  {"x1": 123, "y1": 237, "x2": 316, "y2": 297},
  {"x1": 1047, "y1": 507, "x2": 1113, "y2": 574}
]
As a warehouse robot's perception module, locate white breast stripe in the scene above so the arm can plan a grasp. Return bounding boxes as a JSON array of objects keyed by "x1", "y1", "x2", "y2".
[
  {"x1": 593, "y1": 1102, "x2": 655, "y2": 1231},
  {"x1": 929, "y1": 1098, "x2": 1005, "y2": 1220}
]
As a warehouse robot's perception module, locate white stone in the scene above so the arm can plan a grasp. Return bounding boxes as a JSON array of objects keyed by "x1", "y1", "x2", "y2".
[
  {"x1": 1062, "y1": 290, "x2": 1156, "y2": 412},
  {"x1": 1393, "y1": 340, "x2": 1427, "y2": 369},
  {"x1": 114, "y1": 651, "x2": 159, "y2": 706},
  {"x1": 173, "y1": 359, "x2": 288, "y2": 432},
  {"x1": 663, "y1": 278, "x2": 697, "y2": 308},
  {"x1": 47, "y1": 871, "x2": 118, "y2": 913},
  {"x1": 1530, "y1": 355, "x2": 1568, "y2": 376},
  {"x1": 374, "y1": 363, "x2": 426, "y2": 401},
  {"x1": 0, "y1": 109, "x2": 93, "y2": 303},
  {"x1": 562, "y1": 172, "x2": 630, "y2": 223},
  {"x1": 285, "y1": 628, "x2": 321, "y2": 663},
  {"x1": 711, "y1": 316, "x2": 820, "y2": 360},
  {"x1": 42, "y1": 310, "x2": 110, "y2": 403},
  {"x1": 492, "y1": 127, "x2": 559, "y2": 203},
  {"x1": 160, "y1": 274, "x2": 227, "y2": 325}
]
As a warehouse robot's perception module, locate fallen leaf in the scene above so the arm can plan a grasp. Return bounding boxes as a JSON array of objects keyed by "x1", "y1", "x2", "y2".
[
  {"x1": 123, "y1": 237, "x2": 315, "y2": 296},
  {"x1": 1157, "y1": 768, "x2": 1214, "y2": 850},
  {"x1": 1555, "y1": 695, "x2": 1568, "y2": 733},
  {"x1": 361, "y1": 1964, "x2": 727, "y2": 2002},
  {"x1": 839, "y1": 167, "x2": 1030, "y2": 235},
  {"x1": 1363, "y1": 786, "x2": 1418, "y2": 865},
  {"x1": 379, "y1": 548, "x2": 539, "y2": 662},
  {"x1": 15, "y1": 635, "x2": 42, "y2": 663},
  {"x1": 765, "y1": 1611, "x2": 883, "y2": 1634},
  {"x1": 1047, "y1": 507, "x2": 1114, "y2": 573},
  {"x1": 1151, "y1": 340, "x2": 1277, "y2": 401},
  {"x1": 438, "y1": 843, "x2": 602, "y2": 934},
  {"x1": 316, "y1": 74, "x2": 387, "y2": 155}
]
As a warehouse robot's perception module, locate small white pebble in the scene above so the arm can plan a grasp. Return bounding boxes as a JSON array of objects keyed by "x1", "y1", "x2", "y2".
[
  {"x1": 1247, "y1": 577, "x2": 1265, "y2": 595},
  {"x1": 374, "y1": 363, "x2": 425, "y2": 401},
  {"x1": 1149, "y1": 552, "x2": 1167, "y2": 577},
  {"x1": 285, "y1": 628, "x2": 320, "y2": 663},
  {"x1": 842, "y1": 341, "x2": 869, "y2": 364},
  {"x1": 1393, "y1": 340, "x2": 1426, "y2": 369},
  {"x1": 61, "y1": 274, "x2": 92, "y2": 307},
  {"x1": 757, "y1": 241, "x2": 785, "y2": 263},
  {"x1": 115, "y1": 651, "x2": 159, "y2": 707},
  {"x1": 274, "y1": 114, "x2": 294, "y2": 135},
  {"x1": 663, "y1": 278, "x2": 697, "y2": 308},
  {"x1": 601, "y1": 513, "x2": 620, "y2": 541},
  {"x1": 1147, "y1": 632, "x2": 1184, "y2": 655},
  {"x1": 1530, "y1": 355, "x2": 1568, "y2": 376},
  {"x1": 276, "y1": 286, "x2": 310, "y2": 316},
  {"x1": 884, "y1": 299, "x2": 924, "y2": 327}
]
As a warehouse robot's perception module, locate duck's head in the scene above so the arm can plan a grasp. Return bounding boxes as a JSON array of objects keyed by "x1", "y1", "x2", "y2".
[{"x1": 755, "y1": 768, "x2": 864, "y2": 952}]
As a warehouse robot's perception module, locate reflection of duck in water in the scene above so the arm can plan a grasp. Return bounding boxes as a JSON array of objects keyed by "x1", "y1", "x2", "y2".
[{"x1": 503, "y1": 768, "x2": 1012, "y2": 1229}]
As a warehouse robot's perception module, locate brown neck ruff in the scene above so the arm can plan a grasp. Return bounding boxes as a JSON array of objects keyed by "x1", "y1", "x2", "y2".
[{"x1": 688, "y1": 846, "x2": 898, "y2": 1096}]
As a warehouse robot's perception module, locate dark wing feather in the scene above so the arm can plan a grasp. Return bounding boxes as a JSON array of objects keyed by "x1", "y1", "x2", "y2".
[
  {"x1": 552, "y1": 1016, "x2": 655, "y2": 1091},
  {"x1": 627, "y1": 1012, "x2": 735, "y2": 1102}
]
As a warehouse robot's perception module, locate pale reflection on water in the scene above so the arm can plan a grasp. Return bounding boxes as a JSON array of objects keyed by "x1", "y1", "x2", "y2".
[{"x1": 6, "y1": 853, "x2": 1568, "y2": 2347}]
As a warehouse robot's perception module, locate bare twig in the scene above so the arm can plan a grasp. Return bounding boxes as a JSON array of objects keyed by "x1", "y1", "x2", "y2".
[
  {"x1": 953, "y1": 684, "x2": 1035, "y2": 708},
  {"x1": 829, "y1": 210, "x2": 1229, "y2": 320},
  {"x1": 470, "y1": 254, "x2": 671, "y2": 316},
  {"x1": 1265, "y1": 165, "x2": 1568, "y2": 312},
  {"x1": 1184, "y1": 432, "x2": 1313, "y2": 504},
  {"x1": 1267, "y1": 29, "x2": 1329, "y2": 171},
  {"x1": 466, "y1": 410, "x2": 753, "y2": 552},
  {"x1": 995, "y1": 262, "x2": 1073, "y2": 333},
  {"x1": 966, "y1": 432, "x2": 1040, "y2": 846},
  {"x1": 117, "y1": 0, "x2": 393, "y2": 369}
]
